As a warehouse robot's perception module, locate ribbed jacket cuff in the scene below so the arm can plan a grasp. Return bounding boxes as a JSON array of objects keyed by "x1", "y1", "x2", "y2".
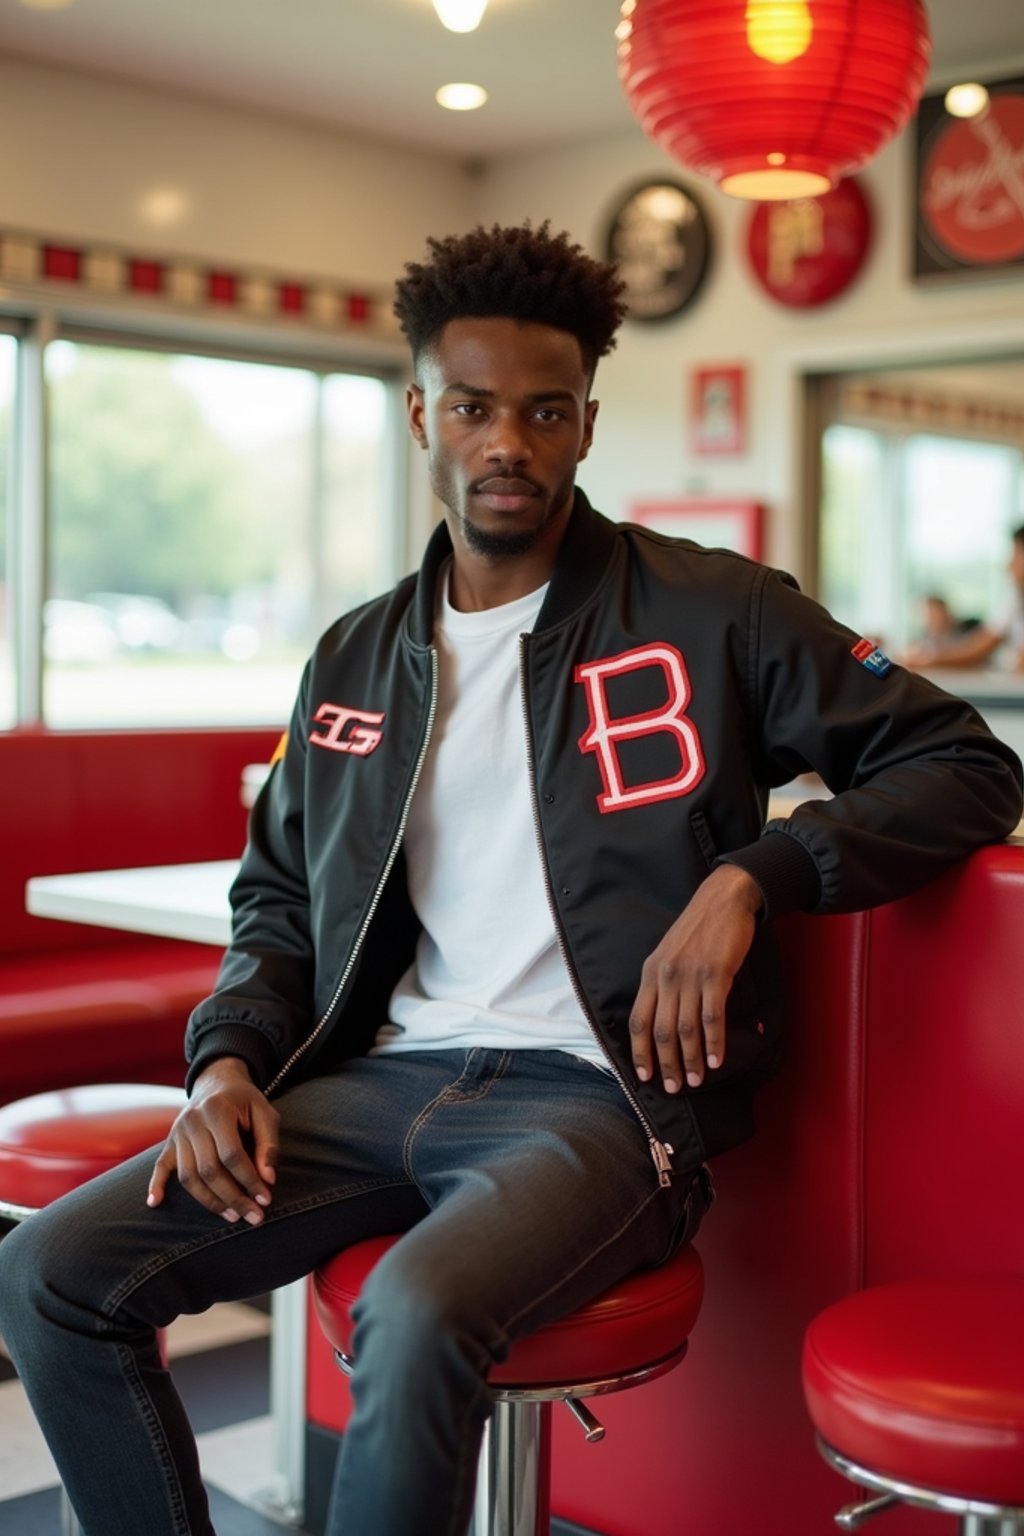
[
  {"x1": 185, "y1": 1025, "x2": 280, "y2": 1096},
  {"x1": 715, "y1": 829, "x2": 821, "y2": 923}
]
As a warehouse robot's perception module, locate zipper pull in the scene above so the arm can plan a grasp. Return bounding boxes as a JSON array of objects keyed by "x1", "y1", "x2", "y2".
[{"x1": 650, "y1": 1139, "x2": 674, "y2": 1188}]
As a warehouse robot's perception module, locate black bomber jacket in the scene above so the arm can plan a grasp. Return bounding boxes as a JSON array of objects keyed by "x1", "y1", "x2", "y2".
[{"x1": 186, "y1": 492, "x2": 1024, "y2": 1185}]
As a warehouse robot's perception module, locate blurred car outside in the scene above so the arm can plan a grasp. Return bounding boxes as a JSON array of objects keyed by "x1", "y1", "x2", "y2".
[
  {"x1": 43, "y1": 600, "x2": 120, "y2": 663},
  {"x1": 86, "y1": 593, "x2": 182, "y2": 652}
]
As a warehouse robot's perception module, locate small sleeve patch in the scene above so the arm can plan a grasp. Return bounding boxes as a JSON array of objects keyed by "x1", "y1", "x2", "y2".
[{"x1": 851, "y1": 638, "x2": 893, "y2": 677}]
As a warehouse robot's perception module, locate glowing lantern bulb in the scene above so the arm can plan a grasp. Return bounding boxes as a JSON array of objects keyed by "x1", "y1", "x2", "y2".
[{"x1": 746, "y1": 0, "x2": 813, "y2": 65}]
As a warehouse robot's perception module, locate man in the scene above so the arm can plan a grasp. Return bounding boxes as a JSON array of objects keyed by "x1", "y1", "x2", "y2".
[
  {"x1": 904, "y1": 525, "x2": 1024, "y2": 672},
  {"x1": 1, "y1": 223, "x2": 1020, "y2": 1536},
  {"x1": 902, "y1": 592, "x2": 981, "y2": 668}
]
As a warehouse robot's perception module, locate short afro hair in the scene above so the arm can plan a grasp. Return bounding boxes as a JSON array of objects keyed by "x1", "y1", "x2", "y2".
[{"x1": 394, "y1": 221, "x2": 627, "y2": 379}]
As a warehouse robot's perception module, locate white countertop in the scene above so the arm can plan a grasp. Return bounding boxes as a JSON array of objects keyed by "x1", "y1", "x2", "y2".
[{"x1": 26, "y1": 860, "x2": 238, "y2": 947}]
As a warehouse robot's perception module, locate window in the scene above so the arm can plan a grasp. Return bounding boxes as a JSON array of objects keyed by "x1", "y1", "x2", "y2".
[
  {"x1": 43, "y1": 339, "x2": 396, "y2": 727},
  {"x1": 0, "y1": 333, "x2": 16, "y2": 729},
  {"x1": 821, "y1": 425, "x2": 1023, "y2": 655}
]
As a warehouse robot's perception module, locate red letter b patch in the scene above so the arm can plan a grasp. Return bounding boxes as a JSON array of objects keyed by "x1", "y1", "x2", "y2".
[{"x1": 575, "y1": 643, "x2": 705, "y2": 813}]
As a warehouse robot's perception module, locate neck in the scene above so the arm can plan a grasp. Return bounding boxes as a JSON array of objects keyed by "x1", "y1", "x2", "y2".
[{"x1": 447, "y1": 551, "x2": 554, "y2": 612}]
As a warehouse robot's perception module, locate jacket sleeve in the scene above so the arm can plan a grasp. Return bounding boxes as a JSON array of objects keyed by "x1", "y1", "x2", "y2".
[
  {"x1": 184, "y1": 662, "x2": 315, "y2": 1092},
  {"x1": 720, "y1": 568, "x2": 1024, "y2": 919}
]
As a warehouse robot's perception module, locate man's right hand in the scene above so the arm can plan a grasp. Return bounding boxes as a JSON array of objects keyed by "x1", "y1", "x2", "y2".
[{"x1": 147, "y1": 1057, "x2": 280, "y2": 1225}]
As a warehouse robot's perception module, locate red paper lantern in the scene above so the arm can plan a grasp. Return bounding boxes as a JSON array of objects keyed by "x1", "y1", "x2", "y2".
[{"x1": 618, "y1": 0, "x2": 931, "y2": 199}]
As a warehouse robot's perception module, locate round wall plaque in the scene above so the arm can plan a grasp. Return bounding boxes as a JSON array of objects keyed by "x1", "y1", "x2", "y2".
[
  {"x1": 745, "y1": 176, "x2": 872, "y2": 308},
  {"x1": 604, "y1": 180, "x2": 713, "y2": 322}
]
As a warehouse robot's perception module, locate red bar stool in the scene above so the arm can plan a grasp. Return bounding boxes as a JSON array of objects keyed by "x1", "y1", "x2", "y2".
[
  {"x1": 0, "y1": 1082, "x2": 185, "y2": 1536},
  {"x1": 0, "y1": 1081, "x2": 185, "y2": 1221},
  {"x1": 802, "y1": 1277, "x2": 1024, "y2": 1535},
  {"x1": 314, "y1": 1231, "x2": 705, "y2": 1536}
]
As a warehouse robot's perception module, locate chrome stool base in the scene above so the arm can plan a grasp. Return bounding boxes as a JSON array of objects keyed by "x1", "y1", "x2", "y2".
[
  {"x1": 819, "y1": 1437, "x2": 1024, "y2": 1536},
  {"x1": 336, "y1": 1341, "x2": 689, "y2": 1536}
]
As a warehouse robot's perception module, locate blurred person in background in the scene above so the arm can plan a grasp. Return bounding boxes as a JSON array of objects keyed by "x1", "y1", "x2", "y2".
[
  {"x1": 904, "y1": 524, "x2": 1024, "y2": 672},
  {"x1": 902, "y1": 592, "x2": 981, "y2": 668}
]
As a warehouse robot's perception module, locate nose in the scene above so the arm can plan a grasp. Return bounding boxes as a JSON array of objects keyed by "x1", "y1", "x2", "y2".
[{"x1": 483, "y1": 411, "x2": 531, "y2": 466}]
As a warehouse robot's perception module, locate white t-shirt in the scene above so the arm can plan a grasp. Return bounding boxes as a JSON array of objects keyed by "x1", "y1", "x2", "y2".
[{"x1": 374, "y1": 565, "x2": 606, "y2": 1068}]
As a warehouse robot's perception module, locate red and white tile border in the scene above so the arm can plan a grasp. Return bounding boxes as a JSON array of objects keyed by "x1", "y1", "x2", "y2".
[{"x1": 0, "y1": 227, "x2": 400, "y2": 337}]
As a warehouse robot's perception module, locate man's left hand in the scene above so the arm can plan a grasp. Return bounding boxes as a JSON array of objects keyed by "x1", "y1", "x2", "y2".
[{"x1": 628, "y1": 864, "x2": 763, "y2": 1093}]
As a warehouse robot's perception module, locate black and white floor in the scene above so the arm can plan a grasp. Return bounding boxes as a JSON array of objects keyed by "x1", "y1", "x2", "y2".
[{"x1": 0, "y1": 1291, "x2": 309, "y2": 1535}]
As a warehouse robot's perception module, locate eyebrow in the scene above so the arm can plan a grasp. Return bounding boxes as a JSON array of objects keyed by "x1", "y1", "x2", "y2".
[{"x1": 441, "y1": 382, "x2": 579, "y2": 404}]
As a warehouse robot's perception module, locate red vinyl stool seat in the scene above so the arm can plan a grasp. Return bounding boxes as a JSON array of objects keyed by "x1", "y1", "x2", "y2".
[
  {"x1": 0, "y1": 1082, "x2": 186, "y2": 1219},
  {"x1": 0, "y1": 1083, "x2": 185, "y2": 1536},
  {"x1": 802, "y1": 1277, "x2": 1024, "y2": 1534},
  {"x1": 315, "y1": 1232, "x2": 704, "y2": 1536}
]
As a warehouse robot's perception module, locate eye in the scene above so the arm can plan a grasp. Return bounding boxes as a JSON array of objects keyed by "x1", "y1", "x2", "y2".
[
  {"x1": 534, "y1": 407, "x2": 567, "y2": 424},
  {"x1": 453, "y1": 401, "x2": 485, "y2": 417}
]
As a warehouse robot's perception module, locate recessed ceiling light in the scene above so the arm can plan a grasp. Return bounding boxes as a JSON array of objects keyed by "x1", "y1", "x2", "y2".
[
  {"x1": 432, "y1": 0, "x2": 488, "y2": 32},
  {"x1": 19, "y1": 0, "x2": 78, "y2": 10},
  {"x1": 436, "y1": 82, "x2": 488, "y2": 112},
  {"x1": 138, "y1": 188, "x2": 190, "y2": 227},
  {"x1": 944, "y1": 82, "x2": 990, "y2": 119}
]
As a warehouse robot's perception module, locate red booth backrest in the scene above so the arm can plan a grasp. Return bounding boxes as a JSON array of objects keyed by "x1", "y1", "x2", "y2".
[
  {"x1": 0, "y1": 727, "x2": 280, "y2": 1103},
  {"x1": 5, "y1": 727, "x2": 278, "y2": 955}
]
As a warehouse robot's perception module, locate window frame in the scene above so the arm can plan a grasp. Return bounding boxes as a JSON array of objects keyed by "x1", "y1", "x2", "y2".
[{"x1": 1, "y1": 304, "x2": 408, "y2": 730}]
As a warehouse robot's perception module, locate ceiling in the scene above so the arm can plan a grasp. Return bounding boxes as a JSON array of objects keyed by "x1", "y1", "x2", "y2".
[{"x1": 1, "y1": 0, "x2": 1022, "y2": 162}]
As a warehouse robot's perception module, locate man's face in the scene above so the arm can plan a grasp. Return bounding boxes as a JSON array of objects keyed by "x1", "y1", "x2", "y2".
[{"x1": 407, "y1": 317, "x2": 598, "y2": 561}]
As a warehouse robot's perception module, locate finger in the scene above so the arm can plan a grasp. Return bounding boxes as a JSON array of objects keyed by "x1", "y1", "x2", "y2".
[
  {"x1": 146, "y1": 1145, "x2": 176, "y2": 1208},
  {"x1": 215, "y1": 1099, "x2": 280, "y2": 1212},
  {"x1": 178, "y1": 1129, "x2": 249, "y2": 1223},
  {"x1": 701, "y1": 977, "x2": 729, "y2": 1072},
  {"x1": 628, "y1": 979, "x2": 658, "y2": 1083},
  {"x1": 673, "y1": 979, "x2": 705, "y2": 1088},
  {"x1": 213, "y1": 1133, "x2": 270, "y2": 1223},
  {"x1": 652, "y1": 980, "x2": 686, "y2": 1094},
  {"x1": 250, "y1": 1101, "x2": 280, "y2": 1191}
]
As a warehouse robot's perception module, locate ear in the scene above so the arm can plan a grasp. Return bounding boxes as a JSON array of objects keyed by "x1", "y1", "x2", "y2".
[
  {"x1": 407, "y1": 384, "x2": 428, "y2": 449},
  {"x1": 577, "y1": 398, "x2": 599, "y2": 464}
]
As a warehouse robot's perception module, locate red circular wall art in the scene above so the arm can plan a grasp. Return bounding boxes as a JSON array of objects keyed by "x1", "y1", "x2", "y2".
[{"x1": 745, "y1": 176, "x2": 872, "y2": 307}]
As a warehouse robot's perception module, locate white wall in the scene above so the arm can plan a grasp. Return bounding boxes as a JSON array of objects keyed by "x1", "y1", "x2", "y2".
[
  {"x1": 0, "y1": 55, "x2": 473, "y2": 292},
  {"x1": 476, "y1": 122, "x2": 1024, "y2": 578}
]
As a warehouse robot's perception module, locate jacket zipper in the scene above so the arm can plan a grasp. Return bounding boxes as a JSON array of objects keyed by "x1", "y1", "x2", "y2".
[
  {"x1": 518, "y1": 635, "x2": 675, "y2": 1189},
  {"x1": 265, "y1": 648, "x2": 440, "y2": 1096}
]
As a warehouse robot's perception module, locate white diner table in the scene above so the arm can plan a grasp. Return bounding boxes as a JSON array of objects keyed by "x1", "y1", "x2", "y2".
[
  {"x1": 26, "y1": 859, "x2": 238, "y2": 947},
  {"x1": 24, "y1": 857, "x2": 305, "y2": 1527}
]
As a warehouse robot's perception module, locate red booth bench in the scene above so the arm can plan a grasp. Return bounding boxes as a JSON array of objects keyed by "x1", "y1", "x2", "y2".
[
  {"x1": 302, "y1": 840, "x2": 1024, "y2": 1536},
  {"x1": 0, "y1": 727, "x2": 279, "y2": 1106}
]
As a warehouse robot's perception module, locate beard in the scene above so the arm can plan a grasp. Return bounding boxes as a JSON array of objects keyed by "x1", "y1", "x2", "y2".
[{"x1": 458, "y1": 515, "x2": 541, "y2": 559}]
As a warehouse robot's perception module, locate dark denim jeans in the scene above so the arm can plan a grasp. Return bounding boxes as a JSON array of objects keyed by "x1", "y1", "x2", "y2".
[{"x1": 0, "y1": 1048, "x2": 711, "y2": 1536}]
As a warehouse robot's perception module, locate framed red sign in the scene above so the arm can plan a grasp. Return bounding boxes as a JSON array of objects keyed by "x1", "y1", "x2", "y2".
[
  {"x1": 630, "y1": 499, "x2": 764, "y2": 561},
  {"x1": 914, "y1": 77, "x2": 1024, "y2": 280},
  {"x1": 690, "y1": 364, "x2": 747, "y2": 456}
]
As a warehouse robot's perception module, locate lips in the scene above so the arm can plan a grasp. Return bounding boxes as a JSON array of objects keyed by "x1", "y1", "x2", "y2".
[
  {"x1": 474, "y1": 477, "x2": 540, "y2": 497},
  {"x1": 473, "y1": 476, "x2": 541, "y2": 512}
]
